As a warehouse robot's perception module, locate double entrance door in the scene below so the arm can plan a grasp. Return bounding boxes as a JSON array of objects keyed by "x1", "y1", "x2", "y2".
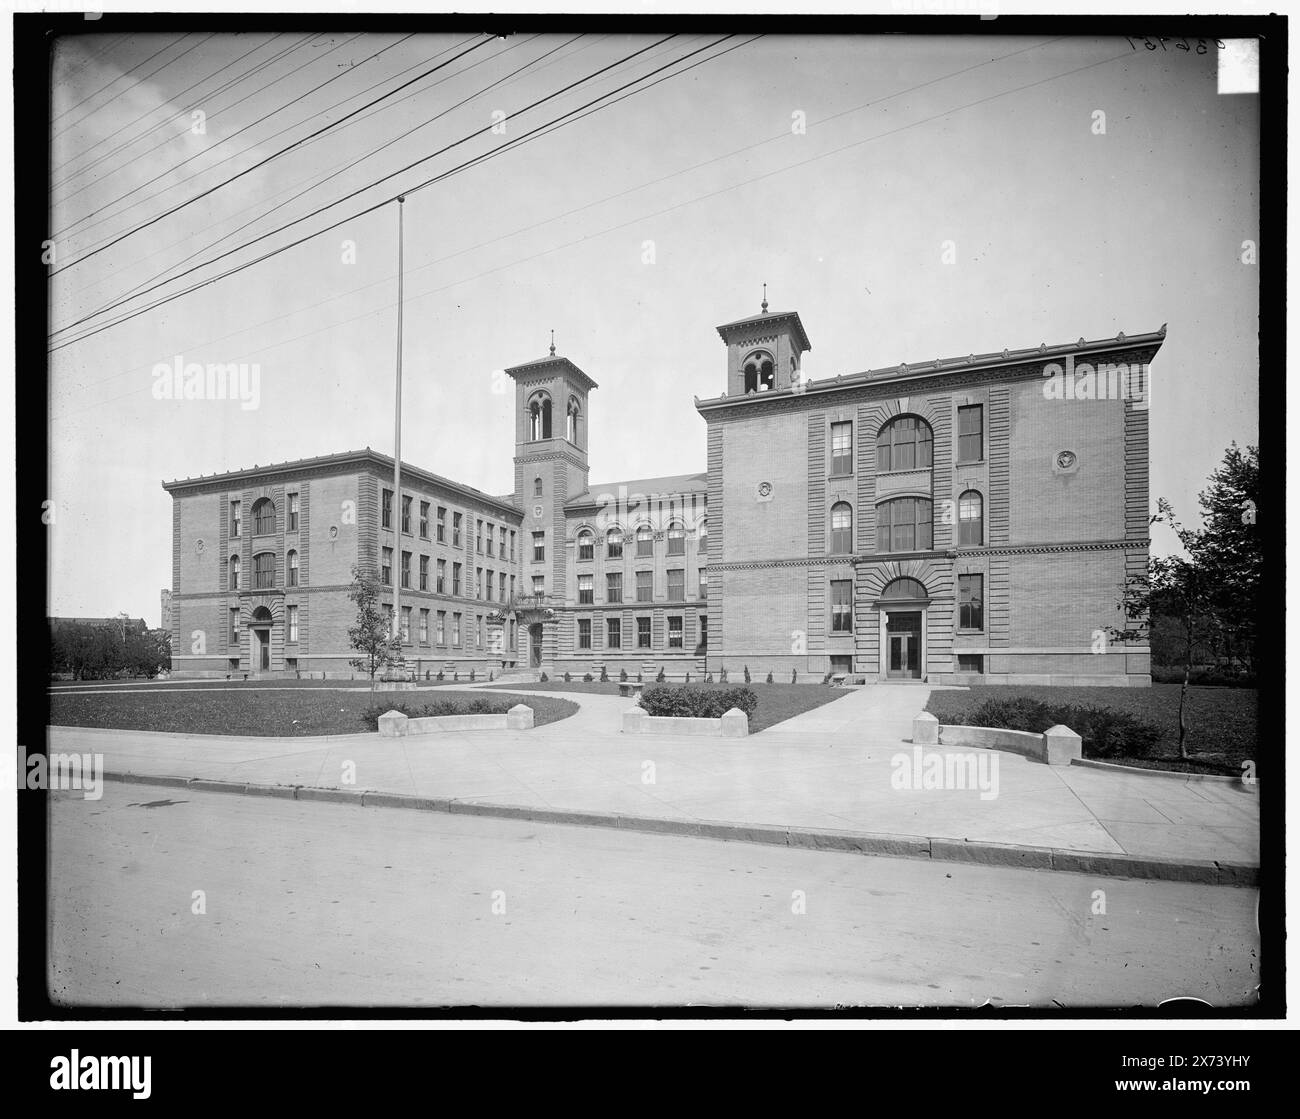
[{"x1": 886, "y1": 612, "x2": 922, "y2": 679}]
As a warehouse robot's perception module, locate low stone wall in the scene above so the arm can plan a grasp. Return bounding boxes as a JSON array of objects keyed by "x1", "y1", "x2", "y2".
[
  {"x1": 378, "y1": 704, "x2": 534, "y2": 737},
  {"x1": 912, "y1": 712, "x2": 1081, "y2": 766},
  {"x1": 622, "y1": 706, "x2": 749, "y2": 738}
]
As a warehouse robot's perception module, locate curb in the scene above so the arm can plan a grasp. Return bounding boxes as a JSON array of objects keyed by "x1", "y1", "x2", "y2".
[
  {"x1": 98, "y1": 770, "x2": 1259, "y2": 887},
  {"x1": 1070, "y1": 757, "x2": 1255, "y2": 788}
]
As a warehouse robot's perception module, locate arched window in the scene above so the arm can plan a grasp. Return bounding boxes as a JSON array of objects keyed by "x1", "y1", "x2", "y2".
[
  {"x1": 253, "y1": 551, "x2": 276, "y2": 590},
  {"x1": 252, "y1": 498, "x2": 276, "y2": 535},
  {"x1": 879, "y1": 577, "x2": 930, "y2": 602},
  {"x1": 697, "y1": 518, "x2": 708, "y2": 554},
  {"x1": 229, "y1": 554, "x2": 240, "y2": 591},
  {"x1": 567, "y1": 397, "x2": 581, "y2": 443},
  {"x1": 830, "y1": 502, "x2": 853, "y2": 554},
  {"x1": 876, "y1": 497, "x2": 933, "y2": 553},
  {"x1": 876, "y1": 416, "x2": 933, "y2": 472},
  {"x1": 742, "y1": 350, "x2": 775, "y2": 394},
  {"x1": 958, "y1": 490, "x2": 983, "y2": 547},
  {"x1": 286, "y1": 549, "x2": 299, "y2": 587},
  {"x1": 636, "y1": 525, "x2": 653, "y2": 558},
  {"x1": 250, "y1": 605, "x2": 274, "y2": 624},
  {"x1": 667, "y1": 522, "x2": 685, "y2": 556},
  {"x1": 529, "y1": 394, "x2": 552, "y2": 440},
  {"x1": 577, "y1": 529, "x2": 594, "y2": 561},
  {"x1": 606, "y1": 527, "x2": 623, "y2": 559}
]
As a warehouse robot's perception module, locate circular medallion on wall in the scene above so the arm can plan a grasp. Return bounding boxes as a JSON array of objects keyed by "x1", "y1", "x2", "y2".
[
  {"x1": 1057, "y1": 451, "x2": 1076, "y2": 469},
  {"x1": 757, "y1": 481, "x2": 773, "y2": 498},
  {"x1": 194, "y1": 538, "x2": 205, "y2": 554},
  {"x1": 329, "y1": 525, "x2": 339, "y2": 540},
  {"x1": 533, "y1": 504, "x2": 544, "y2": 519}
]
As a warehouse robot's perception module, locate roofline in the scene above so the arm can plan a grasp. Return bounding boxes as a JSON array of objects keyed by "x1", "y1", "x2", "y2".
[
  {"x1": 695, "y1": 328, "x2": 1165, "y2": 414},
  {"x1": 503, "y1": 355, "x2": 599, "y2": 392},
  {"x1": 716, "y1": 310, "x2": 812, "y2": 354},
  {"x1": 162, "y1": 448, "x2": 524, "y2": 518}
]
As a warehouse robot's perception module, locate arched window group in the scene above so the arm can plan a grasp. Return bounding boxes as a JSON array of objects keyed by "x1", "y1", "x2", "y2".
[
  {"x1": 229, "y1": 554, "x2": 240, "y2": 591},
  {"x1": 529, "y1": 393, "x2": 553, "y2": 440},
  {"x1": 252, "y1": 497, "x2": 276, "y2": 535},
  {"x1": 577, "y1": 529, "x2": 594, "y2": 561},
  {"x1": 566, "y1": 397, "x2": 581, "y2": 443},
  {"x1": 607, "y1": 527, "x2": 623, "y2": 559},
  {"x1": 635, "y1": 525, "x2": 654, "y2": 558},
  {"x1": 830, "y1": 502, "x2": 853, "y2": 554},
  {"x1": 877, "y1": 497, "x2": 932, "y2": 553},
  {"x1": 877, "y1": 415, "x2": 933, "y2": 472},
  {"x1": 667, "y1": 522, "x2": 685, "y2": 556},
  {"x1": 743, "y1": 350, "x2": 775, "y2": 394}
]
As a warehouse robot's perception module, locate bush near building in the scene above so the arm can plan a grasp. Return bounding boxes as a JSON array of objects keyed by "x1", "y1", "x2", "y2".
[{"x1": 638, "y1": 685, "x2": 758, "y2": 720}]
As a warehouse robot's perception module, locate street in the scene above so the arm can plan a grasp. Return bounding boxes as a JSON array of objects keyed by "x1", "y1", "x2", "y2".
[{"x1": 48, "y1": 783, "x2": 1260, "y2": 1008}]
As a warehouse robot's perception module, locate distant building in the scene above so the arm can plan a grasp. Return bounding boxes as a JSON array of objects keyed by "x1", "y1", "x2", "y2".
[{"x1": 163, "y1": 298, "x2": 1160, "y2": 685}]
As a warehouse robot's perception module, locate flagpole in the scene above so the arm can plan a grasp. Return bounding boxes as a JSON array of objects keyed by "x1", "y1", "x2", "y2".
[{"x1": 392, "y1": 195, "x2": 405, "y2": 663}]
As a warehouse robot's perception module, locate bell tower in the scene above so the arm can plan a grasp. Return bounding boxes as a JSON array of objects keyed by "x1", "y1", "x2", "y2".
[{"x1": 716, "y1": 289, "x2": 812, "y2": 397}]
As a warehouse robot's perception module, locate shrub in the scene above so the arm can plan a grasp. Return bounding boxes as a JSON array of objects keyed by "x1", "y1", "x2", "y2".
[
  {"x1": 719, "y1": 667, "x2": 728, "y2": 683},
  {"x1": 540, "y1": 672, "x2": 549, "y2": 682},
  {"x1": 453, "y1": 671, "x2": 459, "y2": 682},
  {"x1": 950, "y1": 698, "x2": 1163, "y2": 759},
  {"x1": 620, "y1": 669, "x2": 628, "y2": 682},
  {"x1": 564, "y1": 671, "x2": 572, "y2": 682},
  {"x1": 743, "y1": 665, "x2": 751, "y2": 683},
  {"x1": 637, "y1": 672, "x2": 643, "y2": 683},
  {"x1": 706, "y1": 673, "x2": 714, "y2": 683},
  {"x1": 684, "y1": 671, "x2": 690, "y2": 683},
  {"x1": 765, "y1": 671, "x2": 774, "y2": 684},
  {"x1": 489, "y1": 671, "x2": 494, "y2": 682},
  {"x1": 436, "y1": 671, "x2": 444, "y2": 681},
  {"x1": 639, "y1": 685, "x2": 758, "y2": 720},
  {"x1": 656, "y1": 667, "x2": 666, "y2": 683},
  {"x1": 360, "y1": 697, "x2": 513, "y2": 729},
  {"x1": 822, "y1": 672, "x2": 832, "y2": 685},
  {"x1": 600, "y1": 667, "x2": 609, "y2": 682},
  {"x1": 792, "y1": 669, "x2": 797, "y2": 684},
  {"x1": 469, "y1": 669, "x2": 476, "y2": 682},
  {"x1": 1151, "y1": 665, "x2": 1257, "y2": 688},
  {"x1": 583, "y1": 673, "x2": 594, "y2": 682}
]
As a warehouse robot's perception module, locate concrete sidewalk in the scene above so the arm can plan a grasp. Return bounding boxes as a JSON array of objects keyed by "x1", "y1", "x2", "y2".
[{"x1": 46, "y1": 683, "x2": 1258, "y2": 879}]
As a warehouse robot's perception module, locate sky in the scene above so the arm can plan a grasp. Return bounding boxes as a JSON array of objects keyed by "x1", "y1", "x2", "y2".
[{"x1": 46, "y1": 30, "x2": 1259, "y2": 624}]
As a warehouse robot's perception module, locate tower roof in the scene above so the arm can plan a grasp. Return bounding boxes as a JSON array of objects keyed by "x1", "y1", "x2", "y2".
[
  {"x1": 503, "y1": 354, "x2": 598, "y2": 391},
  {"x1": 715, "y1": 309, "x2": 812, "y2": 353}
]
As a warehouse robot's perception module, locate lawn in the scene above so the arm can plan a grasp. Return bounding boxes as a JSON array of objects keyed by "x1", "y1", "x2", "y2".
[
  {"x1": 47, "y1": 689, "x2": 578, "y2": 737},
  {"x1": 925, "y1": 684, "x2": 1258, "y2": 776},
  {"x1": 481, "y1": 680, "x2": 852, "y2": 733}
]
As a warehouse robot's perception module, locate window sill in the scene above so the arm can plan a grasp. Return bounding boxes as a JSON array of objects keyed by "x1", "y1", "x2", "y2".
[
  {"x1": 828, "y1": 472, "x2": 854, "y2": 481},
  {"x1": 956, "y1": 459, "x2": 986, "y2": 468}
]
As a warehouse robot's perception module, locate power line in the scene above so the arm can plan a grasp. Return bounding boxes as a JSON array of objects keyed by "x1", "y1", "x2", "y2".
[
  {"x1": 52, "y1": 33, "x2": 188, "y2": 125},
  {"x1": 49, "y1": 45, "x2": 1127, "y2": 367},
  {"x1": 53, "y1": 33, "x2": 218, "y2": 140},
  {"x1": 51, "y1": 33, "x2": 684, "y2": 328}
]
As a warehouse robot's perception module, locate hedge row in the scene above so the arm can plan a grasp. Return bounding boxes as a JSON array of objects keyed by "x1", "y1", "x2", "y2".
[
  {"x1": 637, "y1": 685, "x2": 758, "y2": 720},
  {"x1": 360, "y1": 698, "x2": 511, "y2": 730},
  {"x1": 1151, "y1": 665, "x2": 1256, "y2": 688},
  {"x1": 948, "y1": 697, "x2": 1162, "y2": 758}
]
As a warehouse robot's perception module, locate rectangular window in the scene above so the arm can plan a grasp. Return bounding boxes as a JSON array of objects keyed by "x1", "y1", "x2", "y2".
[
  {"x1": 401, "y1": 495, "x2": 412, "y2": 534},
  {"x1": 532, "y1": 575, "x2": 545, "y2": 595},
  {"x1": 401, "y1": 551, "x2": 411, "y2": 589},
  {"x1": 499, "y1": 526, "x2": 507, "y2": 558},
  {"x1": 229, "y1": 608, "x2": 239, "y2": 645},
  {"x1": 287, "y1": 492, "x2": 299, "y2": 532},
  {"x1": 637, "y1": 616, "x2": 652, "y2": 649},
  {"x1": 287, "y1": 553, "x2": 298, "y2": 587},
  {"x1": 830, "y1": 421, "x2": 853, "y2": 476},
  {"x1": 477, "y1": 616, "x2": 484, "y2": 649},
  {"x1": 532, "y1": 531, "x2": 545, "y2": 562},
  {"x1": 636, "y1": 529, "x2": 653, "y2": 558},
  {"x1": 958, "y1": 404, "x2": 983, "y2": 464},
  {"x1": 959, "y1": 573, "x2": 984, "y2": 631},
  {"x1": 510, "y1": 575, "x2": 516, "y2": 600},
  {"x1": 419, "y1": 554, "x2": 429, "y2": 591},
  {"x1": 668, "y1": 616, "x2": 683, "y2": 649},
  {"x1": 436, "y1": 610, "x2": 446, "y2": 645},
  {"x1": 419, "y1": 609, "x2": 429, "y2": 644},
  {"x1": 578, "y1": 618, "x2": 592, "y2": 650},
  {"x1": 957, "y1": 654, "x2": 984, "y2": 673},
  {"x1": 254, "y1": 552, "x2": 275, "y2": 590},
  {"x1": 285, "y1": 604, "x2": 298, "y2": 643},
  {"x1": 578, "y1": 573, "x2": 593, "y2": 604},
  {"x1": 382, "y1": 603, "x2": 393, "y2": 632},
  {"x1": 400, "y1": 606, "x2": 411, "y2": 643},
  {"x1": 606, "y1": 571, "x2": 623, "y2": 604},
  {"x1": 436, "y1": 558, "x2": 446, "y2": 594},
  {"x1": 485, "y1": 569, "x2": 493, "y2": 602},
  {"x1": 697, "y1": 614, "x2": 708, "y2": 651},
  {"x1": 452, "y1": 613, "x2": 461, "y2": 647},
  {"x1": 437, "y1": 506, "x2": 446, "y2": 543},
  {"x1": 452, "y1": 512, "x2": 462, "y2": 546},
  {"x1": 452, "y1": 562, "x2": 462, "y2": 596},
  {"x1": 607, "y1": 531, "x2": 623, "y2": 560},
  {"x1": 878, "y1": 498, "x2": 933, "y2": 553},
  {"x1": 419, "y1": 501, "x2": 430, "y2": 539},
  {"x1": 476, "y1": 568, "x2": 483, "y2": 599},
  {"x1": 607, "y1": 618, "x2": 622, "y2": 649},
  {"x1": 636, "y1": 570, "x2": 652, "y2": 602},
  {"x1": 476, "y1": 519, "x2": 484, "y2": 553},
  {"x1": 830, "y1": 579, "x2": 853, "y2": 633},
  {"x1": 509, "y1": 530, "x2": 516, "y2": 561},
  {"x1": 382, "y1": 489, "x2": 393, "y2": 529},
  {"x1": 667, "y1": 526, "x2": 685, "y2": 556},
  {"x1": 578, "y1": 534, "x2": 594, "y2": 561},
  {"x1": 381, "y1": 548, "x2": 392, "y2": 586},
  {"x1": 699, "y1": 568, "x2": 708, "y2": 599},
  {"x1": 230, "y1": 500, "x2": 241, "y2": 537},
  {"x1": 499, "y1": 572, "x2": 506, "y2": 601},
  {"x1": 486, "y1": 521, "x2": 494, "y2": 557},
  {"x1": 667, "y1": 569, "x2": 685, "y2": 602}
]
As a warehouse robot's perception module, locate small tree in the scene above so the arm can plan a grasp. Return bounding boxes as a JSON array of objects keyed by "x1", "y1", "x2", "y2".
[{"x1": 347, "y1": 564, "x2": 400, "y2": 694}]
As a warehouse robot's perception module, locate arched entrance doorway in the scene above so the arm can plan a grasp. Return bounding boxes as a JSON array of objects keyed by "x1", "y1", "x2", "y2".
[
  {"x1": 250, "y1": 606, "x2": 274, "y2": 674},
  {"x1": 875, "y1": 577, "x2": 930, "y2": 680}
]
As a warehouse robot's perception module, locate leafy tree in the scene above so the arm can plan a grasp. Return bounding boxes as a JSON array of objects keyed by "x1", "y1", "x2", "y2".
[
  {"x1": 347, "y1": 564, "x2": 400, "y2": 693},
  {"x1": 1111, "y1": 444, "x2": 1259, "y2": 758}
]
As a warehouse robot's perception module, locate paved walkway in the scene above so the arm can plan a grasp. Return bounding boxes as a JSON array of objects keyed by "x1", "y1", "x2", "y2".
[{"x1": 46, "y1": 683, "x2": 1258, "y2": 868}]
